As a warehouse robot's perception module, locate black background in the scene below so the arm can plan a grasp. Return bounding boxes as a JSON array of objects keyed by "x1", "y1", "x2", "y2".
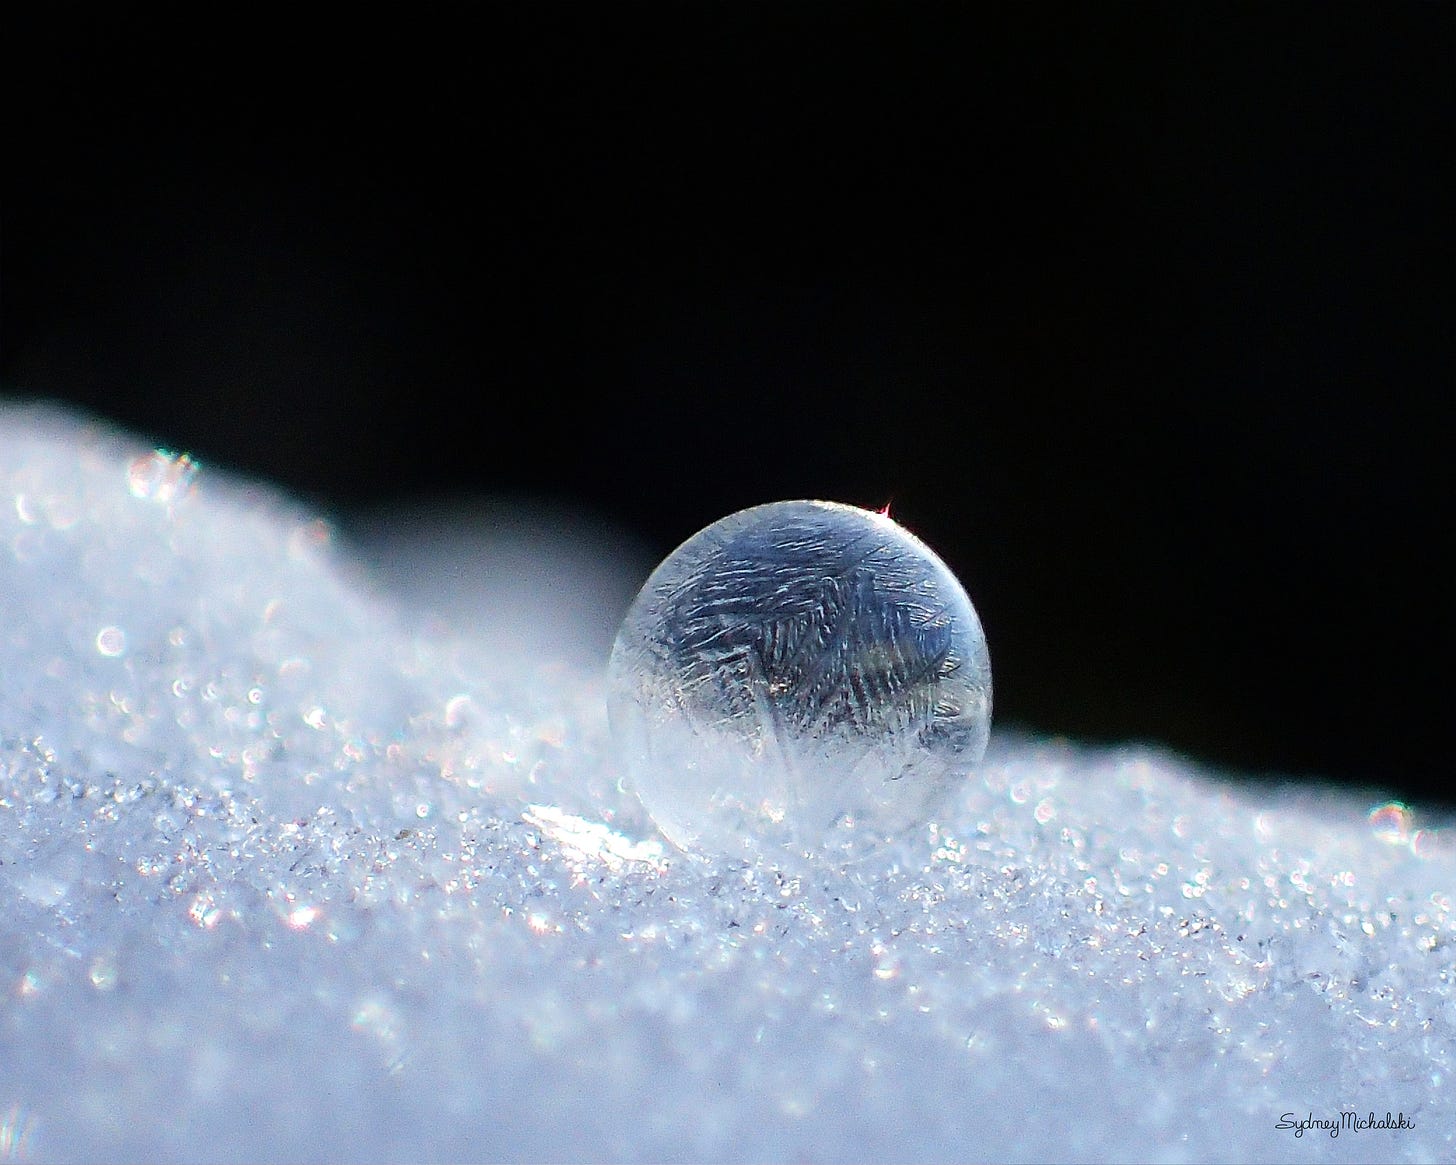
[{"x1": 3, "y1": 7, "x2": 1452, "y2": 808}]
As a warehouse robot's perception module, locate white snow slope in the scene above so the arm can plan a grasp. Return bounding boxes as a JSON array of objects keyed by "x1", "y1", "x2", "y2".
[{"x1": 0, "y1": 404, "x2": 1451, "y2": 1163}]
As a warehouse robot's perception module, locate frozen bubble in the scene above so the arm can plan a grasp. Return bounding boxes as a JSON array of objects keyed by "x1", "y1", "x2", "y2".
[{"x1": 607, "y1": 500, "x2": 992, "y2": 861}]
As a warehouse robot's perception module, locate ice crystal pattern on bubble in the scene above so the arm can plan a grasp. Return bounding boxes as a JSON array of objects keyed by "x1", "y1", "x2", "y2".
[
  {"x1": 609, "y1": 500, "x2": 992, "y2": 859},
  {"x1": 664, "y1": 519, "x2": 963, "y2": 746}
]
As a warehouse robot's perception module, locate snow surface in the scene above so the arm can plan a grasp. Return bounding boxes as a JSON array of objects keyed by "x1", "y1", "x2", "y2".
[{"x1": 0, "y1": 402, "x2": 1451, "y2": 1164}]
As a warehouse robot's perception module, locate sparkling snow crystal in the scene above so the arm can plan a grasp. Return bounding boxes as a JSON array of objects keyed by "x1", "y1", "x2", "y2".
[{"x1": 1, "y1": 403, "x2": 1451, "y2": 1163}]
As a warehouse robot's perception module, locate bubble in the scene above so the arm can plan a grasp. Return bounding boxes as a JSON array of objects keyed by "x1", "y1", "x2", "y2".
[{"x1": 607, "y1": 500, "x2": 992, "y2": 861}]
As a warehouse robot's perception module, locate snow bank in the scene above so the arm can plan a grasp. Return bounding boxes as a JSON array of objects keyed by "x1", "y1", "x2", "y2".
[{"x1": 1, "y1": 404, "x2": 1450, "y2": 1162}]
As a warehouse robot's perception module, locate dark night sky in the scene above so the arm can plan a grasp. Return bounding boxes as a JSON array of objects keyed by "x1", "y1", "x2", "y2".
[{"x1": 3, "y1": 6, "x2": 1452, "y2": 807}]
